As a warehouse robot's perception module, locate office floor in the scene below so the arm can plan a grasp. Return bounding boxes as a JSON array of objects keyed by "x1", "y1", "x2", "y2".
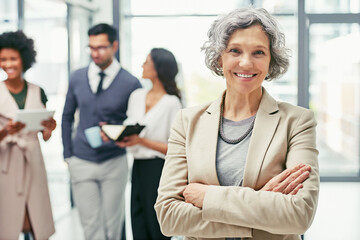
[
  {"x1": 41, "y1": 179, "x2": 360, "y2": 240},
  {"x1": 305, "y1": 182, "x2": 360, "y2": 239}
]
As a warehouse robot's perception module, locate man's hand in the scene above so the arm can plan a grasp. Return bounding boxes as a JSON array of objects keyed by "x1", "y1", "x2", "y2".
[{"x1": 99, "y1": 122, "x2": 110, "y2": 142}]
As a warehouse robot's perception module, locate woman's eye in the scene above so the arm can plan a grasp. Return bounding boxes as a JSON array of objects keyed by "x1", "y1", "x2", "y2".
[
  {"x1": 254, "y1": 50, "x2": 265, "y2": 55},
  {"x1": 229, "y1": 49, "x2": 240, "y2": 54}
]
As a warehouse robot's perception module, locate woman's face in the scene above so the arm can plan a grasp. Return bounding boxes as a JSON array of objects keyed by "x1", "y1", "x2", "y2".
[
  {"x1": 0, "y1": 48, "x2": 23, "y2": 81},
  {"x1": 219, "y1": 24, "x2": 271, "y2": 96},
  {"x1": 142, "y1": 54, "x2": 158, "y2": 81}
]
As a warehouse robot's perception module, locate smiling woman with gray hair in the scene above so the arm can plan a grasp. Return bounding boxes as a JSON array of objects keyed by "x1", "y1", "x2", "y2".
[{"x1": 155, "y1": 7, "x2": 319, "y2": 240}]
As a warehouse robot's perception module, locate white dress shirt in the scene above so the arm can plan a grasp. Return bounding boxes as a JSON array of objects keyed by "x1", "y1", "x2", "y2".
[
  {"x1": 126, "y1": 88, "x2": 182, "y2": 159},
  {"x1": 87, "y1": 58, "x2": 121, "y2": 93}
]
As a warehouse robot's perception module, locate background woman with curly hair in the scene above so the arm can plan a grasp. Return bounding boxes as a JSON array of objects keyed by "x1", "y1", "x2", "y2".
[{"x1": 0, "y1": 31, "x2": 56, "y2": 240}]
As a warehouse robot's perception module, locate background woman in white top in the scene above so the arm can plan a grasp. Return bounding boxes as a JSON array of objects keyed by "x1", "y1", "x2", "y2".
[{"x1": 117, "y1": 48, "x2": 182, "y2": 239}]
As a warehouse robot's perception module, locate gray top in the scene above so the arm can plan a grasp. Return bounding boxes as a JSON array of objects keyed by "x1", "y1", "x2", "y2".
[
  {"x1": 216, "y1": 115, "x2": 256, "y2": 186},
  {"x1": 216, "y1": 115, "x2": 255, "y2": 240}
]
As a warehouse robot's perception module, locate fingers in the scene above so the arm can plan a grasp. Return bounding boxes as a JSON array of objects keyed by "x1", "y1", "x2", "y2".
[
  {"x1": 115, "y1": 141, "x2": 126, "y2": 148},
  {"x1": 261, "y1": 164, "x2": 302, "y2": 191},
  {"x1": 98, "y1": 121, "x2": 107, "y2": 126},
  {"x1": 0, "y1": 128, "x2": 7, "y2": 141},
  {"x1": 273, "y1": 164, "x2": 305, "y2": 183},
  {"x1": 261, "y1": 163, "x2": 311, "y2": 195},
  {"x1": 100, "y1": 131, "x2": 110, "y2": 142},
  {"x1": 114, "y1": 136, "x2": 140, "y2": 148},
  {"x1": 182, "y1": 183, "x2": 207, "y2": 209},
  {"x1": 41, "y1": 117, "x2": 56, "y2": 131},
  {"x1": 283, "y1": 171, "x2": 310, "y2": 194},
  {"x1": 7, "y1": 121, "x2": 26, "y2": 134},
  {"x1": 183, "y1": 183, "x2": 195, "y2": 200},
  {"x1": 289, "y1": 184, "x2": 303, "y2": 195},
  {"x1": 277, "y1": 165, "x2": 311, "y2": 193},
  {"x1": 183, "y1": 186, "x2": 189, "y2": 199}
]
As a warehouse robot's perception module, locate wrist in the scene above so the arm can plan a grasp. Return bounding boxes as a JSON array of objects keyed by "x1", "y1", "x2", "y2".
[
  {"x1": 138, "y1": 137, "x2": 145, "y2": 145},
  {"x1": 1, "y1": 128, "x2": 8, "y2": 136}
]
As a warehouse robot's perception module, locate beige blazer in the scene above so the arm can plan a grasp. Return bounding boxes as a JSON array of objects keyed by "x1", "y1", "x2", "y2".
[
  {"x1": 155, "y1": 88, "x2": 319, "y2": 240},
  {"x1": 0, "y1": 82, "x2": 55, "y2": 240}
]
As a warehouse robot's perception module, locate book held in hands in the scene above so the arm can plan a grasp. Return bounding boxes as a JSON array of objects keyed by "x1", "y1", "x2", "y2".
[{"x1": 101, "y1": 123, "x2": 145, "y2": 141}]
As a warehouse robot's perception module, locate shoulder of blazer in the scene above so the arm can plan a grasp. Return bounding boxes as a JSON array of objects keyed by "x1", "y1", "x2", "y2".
[
  {"x1": 182, "y1": 90, "x2": 225, "y2": 118},
  {"x1": 178, "y1": 103, "x2": 210, "y2": 127},
  {"x1": 177, "y1": 92, "x2": 224, "y2": 134},
  {"x1": 180, "y1": 98, "x2": 218, "y2": 122},
  {"x1": 276, "y1": 101, "x2": 314, "y2": 122},
  {"x1": 259, "y1": 87, "x2": 314, "y2": 118}
]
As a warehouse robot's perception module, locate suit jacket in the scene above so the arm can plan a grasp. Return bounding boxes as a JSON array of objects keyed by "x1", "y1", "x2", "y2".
[{"x1": 155, "y1": 88, "x2": 319, "y2": 240}]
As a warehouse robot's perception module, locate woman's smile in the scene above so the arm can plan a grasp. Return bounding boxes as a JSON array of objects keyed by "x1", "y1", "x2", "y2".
[{"x1": 233, "y1": 72, "x2": 258, "y2": 81}]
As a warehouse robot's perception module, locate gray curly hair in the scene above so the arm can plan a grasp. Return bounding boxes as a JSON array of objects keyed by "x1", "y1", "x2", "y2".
[{"x1": 202, "y1": 7, "x2": 290, "y2": 81}]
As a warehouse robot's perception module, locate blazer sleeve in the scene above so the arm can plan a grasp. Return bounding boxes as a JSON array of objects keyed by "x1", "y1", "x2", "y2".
[
  {"x1": 154, "y1": 110, "x2": 253, "y2": 238},
  {"x1": 202, "y1": 109, "x2": 319, "y2": 235}
]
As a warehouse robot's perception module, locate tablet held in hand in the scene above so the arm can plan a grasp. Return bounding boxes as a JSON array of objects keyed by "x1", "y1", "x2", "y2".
[{"x1": 14, "y1": 109, "x2": 55, "y2": 131}]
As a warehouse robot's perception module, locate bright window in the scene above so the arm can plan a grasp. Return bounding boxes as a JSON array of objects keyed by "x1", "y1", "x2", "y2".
[{"x1": 309, "y1": 23, "x2": 360, "y2": 176}]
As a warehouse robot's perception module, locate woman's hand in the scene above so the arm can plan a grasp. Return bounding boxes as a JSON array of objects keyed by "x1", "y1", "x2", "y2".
[
  {"x1": 183, "y1": 183, "x2": 209, "y2": 209},
  {"x1": 261, "y1": 163, "x2": 311, "y2": 195},
  {"x1": 41, "y1": 117, "x2": 56, "y2": 141},
  {"x1": 6, "y1": 120, "x2": 26, "y2": 134},
  {"x1": 115, "y1": 134, "x2": 141, "y2": 148},
  {"x1": 0, "y1": 128, "x2": 7, "y2": 141}
]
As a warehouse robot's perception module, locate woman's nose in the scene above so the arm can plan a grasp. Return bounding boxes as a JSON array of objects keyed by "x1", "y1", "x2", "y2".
[
  {"x1": 239, "y1": 54, "x2": 253, "y2": 68},
  {"x1": 1, "y1": 60, "x2": 11, "y2": 68}
]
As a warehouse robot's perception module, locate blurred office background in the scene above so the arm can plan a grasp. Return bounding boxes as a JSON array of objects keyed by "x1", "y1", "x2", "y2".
[{"x1": 0, "y1": 0, "x2": 359, "y2": 239}]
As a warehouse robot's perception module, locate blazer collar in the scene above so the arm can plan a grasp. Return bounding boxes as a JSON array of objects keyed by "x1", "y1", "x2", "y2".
[
  {"x1": 243, "y1": 87, "x2": 280, "y2": 188},
  {"x1": 205, "y1": 87, "x2": 279, "y2": 115},
  {"x1": 197, "y1": 91, "x2": 224, "y2": 185},
  {"x1": 202, "y1": 88, "x2": 279, "y2": 187},
  {"x1": 205, "y1": 90, "x2": 224, "y2": 116},
  {"x1": 258, "y1": 87, "x2": 279, "y2": 114}
]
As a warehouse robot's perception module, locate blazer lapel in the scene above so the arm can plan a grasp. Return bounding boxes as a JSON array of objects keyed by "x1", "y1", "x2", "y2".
[
  {"x1": 243, "y1": 88, "x2": 280, "y2": 189},
  {"x1": 198, "y1": 92, "x2": 224, "y2": 186}
]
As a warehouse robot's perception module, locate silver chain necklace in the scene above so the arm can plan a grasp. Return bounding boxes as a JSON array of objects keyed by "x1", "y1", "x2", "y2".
[{"x1": 219, "y1": 94, "x2": 256, "y2": 144}]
